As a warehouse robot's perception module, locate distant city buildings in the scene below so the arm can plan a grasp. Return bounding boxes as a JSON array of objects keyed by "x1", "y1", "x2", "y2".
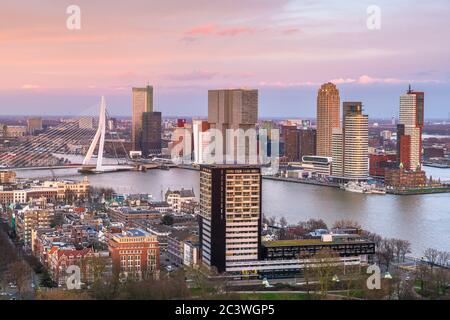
[
  {"x1": 165, "y1": 188, "x2": 196, "y2": 213},
  {"x1": 193, "y1": 120, "x2": 210, "y2": 164},
  {"x1": 208, "y1": 89, "x2": 258, "y2": 163},
  {"x1": 397, "y1": 86, "x2": 424, "y2": 171},
  {"x1": 78, "y1": 117, "x2": 95, "y2": 130},
  {"x1": 27, "y1": 117, "x2": 43, "y2": 135},
  {"x1": 132, "y1": 85, "x2": 154, "y2": 152},
  {"x1": 142, "y1": 111, "x2": 162, "y2": 156},
  {"x1": 316, "y1": 83, "x2": 340, "y2": 157}
]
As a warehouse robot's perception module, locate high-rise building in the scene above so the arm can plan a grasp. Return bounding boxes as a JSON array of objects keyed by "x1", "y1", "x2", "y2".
[
  {"x1": 199, "y1": 165, "x2": 261, "y2": 273},
  {"x1": 283, "y1": 125, "x2": 300, "y2": 162},
  {"x1": 316, "y1": 83, "x2": 340, "y2": 157},
  {"x1": 208, "y1": 89, "x2": 258, "y2": 163},
  {"x1": 193, "y1": 120, "x2": 210, "y2": 164},
  {"x1": 397, "y1": 86, "x2": 424, "y2": 171},
  {"x1": 332, "y1": 102, "x2": 368, "y2": 180},
  {"x1": 331, "y1": 128, "x2": 344, "y2": 176},
  {"x1": 299, "y1": 128, "x2": 317, "y2": 159},
  {"x1": 142, "y1": 112, "x2": 162, "y2": 156},
  {"x1": 27, "y1": 117, "x2": 42, "y2": 135},
  {"x1": 132, "y1": 86, "x2": 154, "y2": 151}
]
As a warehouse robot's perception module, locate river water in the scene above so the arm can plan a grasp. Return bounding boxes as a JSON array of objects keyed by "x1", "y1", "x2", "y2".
[{"x1": 16, "y1": 165, "x2": 450, "y2": 256}]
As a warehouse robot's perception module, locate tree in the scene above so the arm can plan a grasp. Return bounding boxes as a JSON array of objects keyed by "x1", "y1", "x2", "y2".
[
  {"x1": 304, "y1": 219, "x2": 328, "y2": 232},
  {"x1": 6, "y1": 260, "x2": 32, "y2": 298},
  {"x1": 377, "y1": 239, "x2": 395, "y2": 270},
  {"x1": 312, "y1": 248, "x2": 340, "y2": 298},
  {"x1": 268, "y1": 216, "x2": 277, "y2": 226},
  {"x1": 332, "y1": 219, "x2": 361, "y2": 230},
  {"x1": 424, "y1": 248, "x2": 439, "y2": 269},
  {"x1": 437, "y1": 251, "x2": 449, "y2": 267},
  {"x1": 279, "y1": 217, "x2": 288, "y2": 228},
  {"x1": 392, "y1": 239, "x2": 411, "y2": 263}
]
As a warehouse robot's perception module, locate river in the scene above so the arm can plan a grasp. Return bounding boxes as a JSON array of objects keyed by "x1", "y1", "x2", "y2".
[{"x1": 16, "y1": 165, "x2": 450, "y2": 256}]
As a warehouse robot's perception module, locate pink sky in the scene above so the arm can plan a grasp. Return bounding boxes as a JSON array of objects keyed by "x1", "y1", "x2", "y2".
[{"x1": 0, "y1": 0, "x2": 449, "y2": 117}]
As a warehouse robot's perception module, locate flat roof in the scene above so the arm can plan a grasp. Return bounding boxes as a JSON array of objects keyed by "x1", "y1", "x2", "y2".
[{"x1": 263, "y1": 238, "x2": 373, "y2": 247}]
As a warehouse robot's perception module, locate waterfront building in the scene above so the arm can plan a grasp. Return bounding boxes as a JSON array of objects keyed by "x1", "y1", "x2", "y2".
[
  {"x1": 332, "y1": 102, "x2": 369, "y2": 181},
  {"x1": 423, "y1": 146, "x2": 445, "y2": 160},
  {"x1": 398, "y1": 86, "x2": 424, "y2": 171},
  {"x1": 299, "y1": 128, "x2": 317, "y2": 159},
  {"x1": 208, "y1": 89, "x2": 258, "y2": 163},
  {"x1": 369, "y1": 154, "x2": 397, "y2": 178},
  {"x1": 199, "y1": 164, "x2": 262, "y2": 273},
  {"x1": 108, "y1": 228, "x2": 160, "y2": 280},
  {"x1": 331, "y1": 128, "x2": 344, "y2": 177},
  {"x1": 142, "y1": 111, "x2": 162, "y2": 156},
  {"x1": 299, "y1": 155, "x2": 332, "y2": 178},
  {"x1": 316, "y1": 83, "x2": 340, "y2": 157},
  {"x1": 0, "y1": 170, "x2": 16, "y2": 184},
  {"x1": 282, "y1": 126, "x2": 316, "y2": 161},
  {"x1": 132, "y1": 85, "x2": 154, "y2": 151},
  {"x1": 385, "y1": 168, "x2": 427, "y2": 189},
  {"x1": 283, "y1": 125, "x2": 300, "y2": 162}
]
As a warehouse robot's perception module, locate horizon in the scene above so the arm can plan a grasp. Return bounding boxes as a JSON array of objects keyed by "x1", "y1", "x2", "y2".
[{"x1": 0, "y1": 1, "x2": 449, "y2": 118}]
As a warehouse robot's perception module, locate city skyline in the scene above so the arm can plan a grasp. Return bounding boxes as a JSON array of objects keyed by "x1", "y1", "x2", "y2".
[{"x1": 0, "y1": 1, "x2": 449, "y2": 118}]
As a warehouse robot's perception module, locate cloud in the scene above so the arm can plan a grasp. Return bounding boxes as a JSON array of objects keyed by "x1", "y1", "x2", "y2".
[
  {"x1": 329, "y1": 75, "x2": 442, "y2": 85},
  {"x1": 259, "y1": 75, "x2": 444, "y2": 88},
  {"x1": 181, "y1": 24, "x2": 254, "y2": 41},
  {"x1": 21, "y1": 84, "x2": 40, "y2": 90},
  {"x1": 281, "y1": 28, "x2": 302, "y2": 35},
  {"x1": 184, "y1": 24, "x2": 216, "y2": 37}
]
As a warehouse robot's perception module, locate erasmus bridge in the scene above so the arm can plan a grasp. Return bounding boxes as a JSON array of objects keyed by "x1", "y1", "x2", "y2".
[{"x1": 0, "y1": 96, "x2": 135, "y2": 173}]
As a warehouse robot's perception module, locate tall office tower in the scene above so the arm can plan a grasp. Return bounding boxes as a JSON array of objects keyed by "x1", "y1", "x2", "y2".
[
  {"x1": 283, "y1": 125, "x2": 300, "y2": 162},
  {"x1": 27, "y1": 117, "x2": 42, "y2": 135},
  {"x1": 142, "y1": 112, "x2": 162, "y2": 156},
  {"x1": 299, "y1": 128, "x2": 317, "y2": 159},
  {"x1": 316, "y1": 83, "x2": 340, "y2": 157},
  {"x1": 342, "y1": 102, "x2": 369, "y2": 180},
  {"x1": 331, "y1": 128, "x2": 344, "y2": 177},
  {"x1": 208, "y1": 89, "x2": 258, "y2": 163},
  {"x1": 199, "y1": 165, "x2": 262, "y2": 273},
  {"x1": 193, "y1": 120, "x2": 210, "y2": 164},
  {"x1": 332, "y1": 102, "x2": 369, "y2": 180},
  {"x1": 397, "y1": 124, "x2": 411, "y2": 170},
  {"x1": 398, "y1": 86, "x2": 424, "y2": 171},
  {"x1": 132, "y1": 86, "x2": 154, "y2": 151}
]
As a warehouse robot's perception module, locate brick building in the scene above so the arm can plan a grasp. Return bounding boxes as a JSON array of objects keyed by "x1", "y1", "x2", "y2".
[
  {"x1": 385, "y1": 168, "x2": 427, "y2": 189},
  {"x1": 108, "y1": 229, "x2": 160, "y2": 280}
]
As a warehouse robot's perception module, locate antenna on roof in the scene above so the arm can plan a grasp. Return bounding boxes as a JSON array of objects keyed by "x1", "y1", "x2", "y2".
[{"x1": 408, "y1": 84, "x2": 412, "y2": 94}]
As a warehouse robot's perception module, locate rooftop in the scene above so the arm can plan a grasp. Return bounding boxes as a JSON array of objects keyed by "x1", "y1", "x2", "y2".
[{"x1": 263, "y1": 237, "x2": 373, "y2": 247}]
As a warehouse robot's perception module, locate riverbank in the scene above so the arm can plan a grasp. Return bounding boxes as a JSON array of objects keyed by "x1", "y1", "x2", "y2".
[
  {"x1": 387, "y1": 186, "x2": 450, "y2": 195},
  {"x1": 262, "y1": 175, "x2": 340, "y2": 188}
]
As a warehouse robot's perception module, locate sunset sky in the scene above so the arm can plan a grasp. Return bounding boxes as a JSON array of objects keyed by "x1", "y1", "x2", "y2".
[{"x1": 1, "y1": 0, "x2": 449, "y2": 118}]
